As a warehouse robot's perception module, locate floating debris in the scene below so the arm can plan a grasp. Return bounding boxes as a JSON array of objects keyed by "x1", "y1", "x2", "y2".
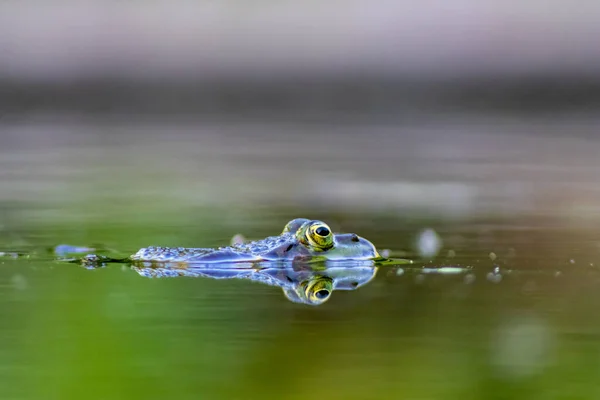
[
  {"x1": 489, "y1": 252, "x2": 497, "y2": 261},
  {"x1": 53, "y1": 244, "x2": 96, "y2": 257},
  {"x1": 421, "y1": 267, "x2": 469, "y2": 275},
  {"x1": 0, "y1": 251, "x2": 19, "y2": 258}
]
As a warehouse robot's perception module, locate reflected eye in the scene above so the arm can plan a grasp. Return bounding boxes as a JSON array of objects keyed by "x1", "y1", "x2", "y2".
[{"x1": 304, "y1": 276, "x2": 333, "y2": 305}]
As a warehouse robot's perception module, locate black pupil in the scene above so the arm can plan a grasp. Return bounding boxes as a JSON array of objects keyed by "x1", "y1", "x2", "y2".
[
  {"x1": 315, "y1": 289, "x2": 330, "y2": 299},
  {"x1": 315, "y1": 226, "x2": 330, "y2": 237}
]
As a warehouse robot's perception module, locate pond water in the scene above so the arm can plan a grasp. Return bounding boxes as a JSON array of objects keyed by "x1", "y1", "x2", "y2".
[
  {"x1": 1, "y1": 218, "x2": 600, "y2": 400},
  {"x1": 1, "y1": 118, "x2": 600, "y2": 399}
]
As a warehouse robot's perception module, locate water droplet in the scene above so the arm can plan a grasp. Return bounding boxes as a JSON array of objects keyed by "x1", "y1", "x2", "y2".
[
  {"x1": 396, "y1": 268, "x2": 404, "y2": 276},
  {"x1": 489, "y1": 252, "x2": 497, "y2": 261},
  {"x1": 464, "y1": 273, "x2": 476, "y2": 284},
  {"x1": 447, "y1": 249, "x2": 456, "y2": 258},
  {"x1": 380, "y1": 249, "x2": 391, "y2": 258},
  {"x1": 416, "y1": 229, "x2": 442, "y2": 258},
  {"x1": 487, "y1": 272, "x2": 502, "y2": 283},
  {"x1": 230, "y1": 234, "x2": 246, "y2": 246},
  {"x1": 11, "y1": 274, "x2": 28, "y2": 291},
  {"x1": 490, "y1": 314, "x2": 554, "y2": 379}
]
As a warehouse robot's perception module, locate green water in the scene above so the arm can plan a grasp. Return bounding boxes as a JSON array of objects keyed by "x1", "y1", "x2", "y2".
[
  {"x1": 1, "y1": 216, "x2": 600, "y2": 400},
  {"x1": 2, "y1": 118, "x2": 600, "y2": 399}
]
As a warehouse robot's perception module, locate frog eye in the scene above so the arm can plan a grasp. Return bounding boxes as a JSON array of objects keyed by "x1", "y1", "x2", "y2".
[
  {"x1": 282, "y1": 218, "x2": 311, "y2": 234},
  {"x1": 304, "y1": 276, "x2": 333, "y2": 305},
  {"x1": 306, "y1": 222, "x2": 334, "y2": 251},
  {"x1": 315, "y1": 226, "x2": 330, "y2": 237}
]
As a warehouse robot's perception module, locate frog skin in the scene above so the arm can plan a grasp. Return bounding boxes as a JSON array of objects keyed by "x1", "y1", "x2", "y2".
[
  {"x1": 132, "y1": 261, "x2": 379, "y2": 306},
  {"x1": 129, "y1": 218, "x2": 382, "y2": 264}
]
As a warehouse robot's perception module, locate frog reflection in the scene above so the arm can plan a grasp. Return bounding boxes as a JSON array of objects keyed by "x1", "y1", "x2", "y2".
[{"x1": 131, "y1": 261, "x2": 378, "y2": 306}]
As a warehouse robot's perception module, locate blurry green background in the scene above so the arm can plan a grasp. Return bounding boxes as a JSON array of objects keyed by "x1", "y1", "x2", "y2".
[{"x1": 2, "y1": 1, "x2": 600, "y2": 399}]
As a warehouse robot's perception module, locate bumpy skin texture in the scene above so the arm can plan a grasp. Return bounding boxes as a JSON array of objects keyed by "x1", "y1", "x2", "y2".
[
  {"x1": 130, "y1": 233, "x2": 301, "y2": 263},
  {"x1": 130, "y1": 218, "x2": 380, "y2": 264}
]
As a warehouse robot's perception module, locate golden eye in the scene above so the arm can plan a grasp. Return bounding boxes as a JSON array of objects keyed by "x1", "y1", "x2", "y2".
[
  {"x1": 304, "y1": 276, "x2": 333, "y2": 305},
  {"x1": 305, "y1": 222, "x2": 334, "y2": 251}
]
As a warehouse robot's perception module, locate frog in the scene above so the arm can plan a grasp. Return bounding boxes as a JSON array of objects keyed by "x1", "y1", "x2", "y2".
[
  {"x1": 80, "y1": 218, "x2": 385, "y2": 305},
  {"x1": 129, "y1": 218, "x2": 382, "y2": 264}
]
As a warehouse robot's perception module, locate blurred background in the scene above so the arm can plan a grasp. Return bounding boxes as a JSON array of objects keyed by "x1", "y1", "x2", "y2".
[
  {"x1": 2, "y1": 0, "x2": 600, "y2": 226},
  {"x1": 2, "y1": 1, "x2": 600, "y2": 399}
]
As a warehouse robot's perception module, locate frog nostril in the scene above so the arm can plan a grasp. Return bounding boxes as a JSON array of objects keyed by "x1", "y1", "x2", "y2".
[{"x1": 351, "y1": 234, "x2": 359, "y2": 242}]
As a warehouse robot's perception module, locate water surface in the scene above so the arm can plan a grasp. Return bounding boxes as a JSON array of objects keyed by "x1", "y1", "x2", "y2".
[
  {"x1": 2, "y1": 117, "x2": 600, "y2": 399},
  {"x1": 1, "y1": 219, "x2": 599, "y2": 400}
]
